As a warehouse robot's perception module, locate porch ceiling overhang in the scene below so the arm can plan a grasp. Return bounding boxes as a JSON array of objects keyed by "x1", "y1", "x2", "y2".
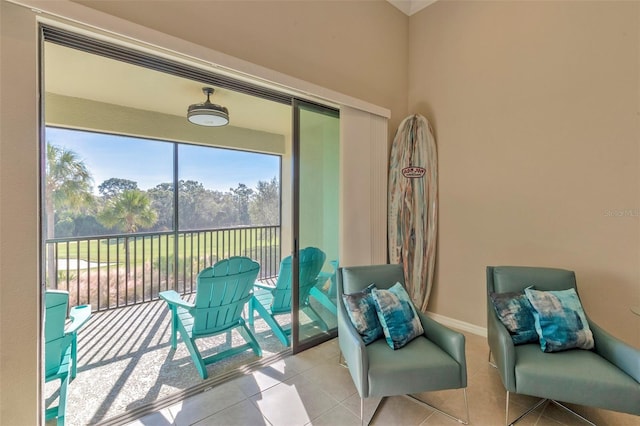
[{"x1": 44, "y1": 42, "x2": 292, "y2": 136}]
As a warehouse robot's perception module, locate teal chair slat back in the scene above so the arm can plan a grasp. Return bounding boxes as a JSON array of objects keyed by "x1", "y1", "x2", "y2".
[
  {"x1": 298, "y1": 247, "x2": 326, "y2": 302},
  {"x1": 271, "y1": 255, "x2": 293, "y2": 311},
  {"x1": 192, "y1": 256, "x2": 260, "y2": 334},
  {"x1": 271, "y1": 247, "x2": 325, "y2": 313},
  {"x1": 326, "y1": 260, "x2": 339, "y2": 298},
  {"x1": 45, "y1": 290, "x2": 72, "y2": 377},
  {"x1": 489, "y1": 266, "x2": 577, "y2": 294}
]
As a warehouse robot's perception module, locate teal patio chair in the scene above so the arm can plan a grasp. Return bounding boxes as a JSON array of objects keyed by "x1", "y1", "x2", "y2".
[
  {"x1": 160, "y1": 256, "x2": 262, "y2": 379},
  {"x1": 248, "y1": 246, "x2": 329, "y2": 346},
  {"x1": 45, "y1": 290, "x2": 92, "y2": 426},
  {"x1": 309, "y1": 259, "x2": 339, "y2": 315}
]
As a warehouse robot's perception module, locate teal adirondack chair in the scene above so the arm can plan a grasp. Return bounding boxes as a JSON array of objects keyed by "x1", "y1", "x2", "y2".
[
  {"x1": 309, "y1": 259, "x2": 339, "y2": 315},
  {"x1": 159, "y1": 256, "x2": 262, "y2": 379},
  {"x1": 248, "y1": 247, "x2": 329, "y2": 346},
  {"x1": 45, "y1": 290, "x2": 92, "y2": 426}
]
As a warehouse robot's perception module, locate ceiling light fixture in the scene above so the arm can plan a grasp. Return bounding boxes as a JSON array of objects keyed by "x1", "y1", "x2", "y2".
[{"x1": 187, "y1": 87, "x2": 229, "y2": 127}]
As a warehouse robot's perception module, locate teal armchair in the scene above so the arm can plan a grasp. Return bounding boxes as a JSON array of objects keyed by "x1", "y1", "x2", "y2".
[
  {"x1": 487, "y1": 266, "x2": 640, "y2": 425},
  {"x1": 338, "y1": 264, "x2": 469, "y2": 425}
]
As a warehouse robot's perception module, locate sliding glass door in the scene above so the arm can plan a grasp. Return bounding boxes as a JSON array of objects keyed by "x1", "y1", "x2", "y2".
[
  {"x1": 291, "y1": 101, "x2": 340, "y2": 352},
  {"x1": 40, "y1": 26, "x2": 345, "y2": 424}
]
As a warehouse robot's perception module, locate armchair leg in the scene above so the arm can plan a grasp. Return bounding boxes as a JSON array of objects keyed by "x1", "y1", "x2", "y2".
[
  {"x1": 357, "y1": 397, "x2": 385, "y2": 426},
  {"x1": 363, "y1": 396, "x2": 384, "y2": 426},
  {"x1": 463, "y1": 388, "x2": 470, "y2": 424},
  {"x1": 338, "y1": 351, "x2": 347, "y2": 368},
  {"x1": 405, "y1": 388, "x2": 469, "y2": 425},
  {"x1": 505, "y1": 392, "x2": 547, "y2": 426},
  {"x1": 357, "y1": 393, "x2": 472, "y2": 425},
  {"x1": 549, "y1": 400, "x2": 596, "y2": 426},
  {"x1": 488, "y1": 349, "x2": 497, "y2": 368},
  {"x1": 506, "y1": 391, "x2": 547, "y2": 425},
  {"x1": 505, "y1": 392, "x2": 596, "y2": 426}
]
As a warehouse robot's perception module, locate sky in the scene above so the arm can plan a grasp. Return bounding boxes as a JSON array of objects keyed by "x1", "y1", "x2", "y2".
[{"x1": 46, "y1": 127, "x2": 280, "y2": 194}]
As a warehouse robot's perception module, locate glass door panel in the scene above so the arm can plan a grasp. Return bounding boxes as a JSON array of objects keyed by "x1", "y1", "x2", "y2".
[{"x1": 292, "y1": 101, "x2": 339, "y2": 351}]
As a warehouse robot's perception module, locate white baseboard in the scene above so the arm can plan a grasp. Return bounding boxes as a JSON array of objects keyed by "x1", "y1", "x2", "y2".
[{"x1": 425, "y1": 312, "x2": 487, "y2": 338}]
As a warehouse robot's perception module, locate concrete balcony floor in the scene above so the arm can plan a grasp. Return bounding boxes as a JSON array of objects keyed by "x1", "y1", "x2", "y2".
[{"x1": 45, "y1": 294, "x2": 337, "y2": 426}]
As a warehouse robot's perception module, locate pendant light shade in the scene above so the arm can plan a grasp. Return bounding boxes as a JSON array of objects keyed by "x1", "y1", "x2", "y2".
[{"x1": 187, "y1": 87, "x2": 229, "y2": 126}]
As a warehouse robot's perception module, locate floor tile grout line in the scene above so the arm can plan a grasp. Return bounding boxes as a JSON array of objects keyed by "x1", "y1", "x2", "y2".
[
  {"x1": 126, "y1": 332, "x2": 635, "y2": 426},
  {"x1": 101, "y1": 349, "x2": 293, "y2": 426}
]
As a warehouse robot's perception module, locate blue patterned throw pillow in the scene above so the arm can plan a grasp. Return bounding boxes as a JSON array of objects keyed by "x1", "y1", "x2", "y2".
[
  {"x1": 371, "y1": 282, "x2": 424, "y2": 350},
  {"x1": 490, "y1": 290, "x2": 538, "y2": 345},
  {"x1": 524, "y1": 287, "x2": 594, "y2": 353},
  {"x1": 342, "y1": 284, "x2": 384, "y2": 345}
]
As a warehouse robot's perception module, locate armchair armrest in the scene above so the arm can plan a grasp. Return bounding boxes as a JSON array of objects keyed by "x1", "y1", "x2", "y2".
[
  {"x1": 316, "y1": 260, "x2": 339, "y2": 296},
  {"x1": 253, "y1": 282, "x2": 275, "y2": 291},
  {"x1": 337, "y1": 294, "x2": 369, "y2": 398},
  {"x1": 317, "y1": 260, "x2": 339, "y2": 282},
  {"x1": 417, "y1": 312, "x2": 467, "y2": 387},
  {"x1": 590, "y1": 318, "x2": 640, "y2": 382},
  {"x1": 65, "y1": 304, "x2": 92, "y2": 379},
  {"x1": 159, "y1": 290, "x2": 194, "y2": 310},
  {"x1": 65, "y1": 304, "x2": 92, "y2": 335},
  {"x1": 487, "y1": 299, "x2": 517, "y2": 392},
  {"x1": 317, "y1": 271, "x2": 333, "y2": 285}
]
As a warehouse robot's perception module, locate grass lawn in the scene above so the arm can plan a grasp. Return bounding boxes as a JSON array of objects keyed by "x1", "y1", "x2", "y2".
[{"x1": 50, "y1": 228, "x2": 280, "y2": 267}]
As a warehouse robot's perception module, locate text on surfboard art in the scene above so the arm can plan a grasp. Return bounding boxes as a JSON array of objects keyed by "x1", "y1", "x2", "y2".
[{"x1": 402, "y1": 166, "x2": 426, "y2": 178}]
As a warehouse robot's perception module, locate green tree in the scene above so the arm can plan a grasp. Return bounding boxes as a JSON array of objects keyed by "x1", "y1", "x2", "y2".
[
  {"x1": 148, "y1": 182, "x2": 174, "y2": 231},
  {"x1": 98, "y1": 189, "x2": 158, "y2": 274},
  {"x1": 178, "y1": 180, "x2": 224, "y2": 230},
  {"x1": 72, "y1": 214, "x2": 109, "y2": 236},
  {"x1": 178, "y1": 180, "x2": 208, "y2": 229},
  {"x1": 45, "y1": 143, "x2": 94, "y2": 238},
  {"x1": 98, "y1": 178, "x2": 138, "y2": 199},
  {"x1": 45, "y1": 143, "x2": 94, "y2": 286},
  {"x1": 230, "y1": 183, "x2": 254, "y2": 225},
  {"x1": 98, "y1": 189, "x2": 157, "y2": 233},
  {"x1": 212, "y1": 191, "x2": 236, "y2": 227},
  {"x1": 249, "y1": 177, "x2": 280, "y2": 225}
]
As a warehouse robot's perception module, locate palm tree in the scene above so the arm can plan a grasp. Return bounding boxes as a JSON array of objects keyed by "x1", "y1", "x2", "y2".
[
  {"x1": 98, "y1": 189, "x2": 157, "y2": 275},
  {"x1": 45, "y1": 143, "x2": 93, "y2": 287}
]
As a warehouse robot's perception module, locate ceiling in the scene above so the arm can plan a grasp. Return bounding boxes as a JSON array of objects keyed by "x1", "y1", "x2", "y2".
[
  {"x1": 386, "y1": 0, "x2": 436, "y2": 16},
  {"x1": 45, "y1": 2, "x2": 433, "y2": 135},
  {"x1": 44, "y1": 42, "x2": 292, "y2": 136}
]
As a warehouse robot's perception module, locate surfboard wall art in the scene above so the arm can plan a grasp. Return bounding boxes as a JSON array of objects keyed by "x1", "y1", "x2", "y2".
[{"x1": 388, "y1": 114, "x2": 438, "y2": 311}]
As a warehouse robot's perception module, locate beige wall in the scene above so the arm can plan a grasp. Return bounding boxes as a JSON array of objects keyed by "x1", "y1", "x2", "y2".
[
  {"x1": 1, "y1": 2, "x2": 41, "y2": 425},
  {"x1": 410, "y1": 0, "x2": 640, "y2": 346}
]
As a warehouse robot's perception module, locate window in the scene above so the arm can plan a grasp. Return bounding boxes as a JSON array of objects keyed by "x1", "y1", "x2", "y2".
[{"x1": 44, "y1": 126, "x2": 281, "y2": 307}]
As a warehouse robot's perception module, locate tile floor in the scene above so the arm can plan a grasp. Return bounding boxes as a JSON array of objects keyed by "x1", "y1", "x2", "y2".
[{"x1": 127, "y1": 331, "x2": 639, "y2": 426}]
